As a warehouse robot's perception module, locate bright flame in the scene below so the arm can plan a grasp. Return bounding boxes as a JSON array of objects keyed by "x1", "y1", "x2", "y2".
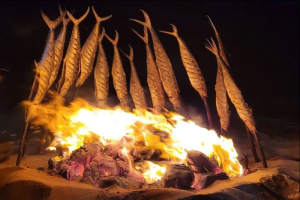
[
  {"x1": 24, "y1": 96, "x2": 243, "y2": 179},
  {"x1": 141, "y1": 161, "x2": 167, "y2": 184}
]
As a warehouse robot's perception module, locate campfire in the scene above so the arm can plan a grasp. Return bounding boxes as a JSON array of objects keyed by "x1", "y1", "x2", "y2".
[
  {"x1": 24, "y1": 97, "x2": 244, "y2": 190},
  {"x1": 14, "y1": 5, "x2": 268, "y2": 193}
]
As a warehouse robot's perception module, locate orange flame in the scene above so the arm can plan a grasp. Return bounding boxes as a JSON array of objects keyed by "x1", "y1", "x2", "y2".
[{"x1": 24, "y1": 95, "x2": 243, "y2": 182}]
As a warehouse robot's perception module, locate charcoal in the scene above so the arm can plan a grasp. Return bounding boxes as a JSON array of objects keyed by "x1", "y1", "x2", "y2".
[
  {"x1": 192, "y1": 172, "x2": 229, "y2": 190},
  {"x1": 162, "y1": 164, "x2": 194, "y2": 189},
  {"x1": 81, "y1": 143, "x2": 103, "y2": 158},
  {"x1": 118, "y1": 176, "x2": 144, "y2": 189},
  {"x1": 187, "y1": 150, "x2": 213, "y2": 173},
  {"x1": 69, "y1": 148, "x2": 91, "y2": 166},
  {"x1": 58, "y1": 164, "x2": 69, "y2": 179},
  {"x1": 116, "y1": 158, "x2": 130, "y2": 175},
  {"x1": 98, "y1": 176, "x2": 120, "y2": 188},
  {"x1": 133, "y1": 147, "x2": 155, "y2": 161},
  {"x1": 48, "y1": 156, "x2": 64, "y2": 169},
  {"x1": 67, "y1": 164, "x2": 85, "y2": 181}
]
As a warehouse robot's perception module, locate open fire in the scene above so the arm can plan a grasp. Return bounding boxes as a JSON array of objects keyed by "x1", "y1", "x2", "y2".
[{"x1": 24, "y1": 95, "x2": 244, "y2": 190}]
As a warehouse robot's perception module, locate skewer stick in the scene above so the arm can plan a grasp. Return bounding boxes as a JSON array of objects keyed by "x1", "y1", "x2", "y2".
[
  {"x1": 202, "y1": 96, "x2": 213, "y2": 129},
  {"x1": 16, "y1": 116, "x2": 31, "y2": 166},
  {"x1": 252, "y1": 130, "x2": 268, "y2": 168},
  {"x1": 245, "y1": 125, "x2": 259, "y2": 162}
]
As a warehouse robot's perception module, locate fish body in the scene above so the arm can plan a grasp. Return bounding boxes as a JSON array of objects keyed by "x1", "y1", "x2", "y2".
[
  {"x1": 48, "y1": 7, "x2": 70, "y2": 89},
  {"x1": 94, "y1": 29, "x2": 109, "y2": 106},
  {"x1": 120, "y1": 45, "x2": 147, "y2": 110},
  {"x1": 132, "y1": 26, "x2": 164, "y2": 113},
  {"x1": 160, "y1": 24, "x2": 207, "y2": 98},
  {"x1": 32, "y1": 10, "x2": 64, "y2": 104},
  {"x1": 105, "y1": 31, "x2": 128, "y2": 107},
  {"x1": 76, "y1": 7, "x2": 112, "y2": 87},
  {"x1": 58, "y1": 7, "x2": 90, "y2": 97},
  {"x1": 206, "y1": 38, "x2": 256, "y2": 133},
  {"x1": 130, "y1": 10, "x2": 181, "y2": 111}
]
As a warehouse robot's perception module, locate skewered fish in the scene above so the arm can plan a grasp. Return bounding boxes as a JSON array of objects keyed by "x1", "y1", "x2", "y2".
[
  {"x1": 130, "y1": 10, "x2": 181, "y2": 111},
  {"x1": 120, "y1": 45, "x2": 147, "y2": 110},
  {"x1": 132, "y1": 26, "x2": 165, "y2": 113},
  {"x1": 58, "y1": 7, "x2": 90, "y2": 97},
  {"x1": 105, "y1": 31, "x2": 128, "y2": 108},
  {"x1": 32, "y1": 9, "x2": 64, "y2": 105},
  {"x1": 48, "y1": 6, "x2": 70, "y2": 89},
  {"x1": 159, "y1": 24, "x2": 213, "y2": 128},
  {"x1": 94, "y1": 28, "x2": 109, "y2": 107},
  {"x1": 76, "y1": 7, "x2": 112, "y2": 87}
]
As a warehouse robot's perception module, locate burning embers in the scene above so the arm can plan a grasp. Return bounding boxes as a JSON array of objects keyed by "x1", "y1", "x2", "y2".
[{"x1": 25, "y1": 97, "x2": 243, "y2": 190}]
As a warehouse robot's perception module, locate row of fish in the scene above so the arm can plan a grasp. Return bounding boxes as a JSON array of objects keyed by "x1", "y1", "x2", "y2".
[{"x1": 30, "y1": 7, "x2": 212, "y2": 122}]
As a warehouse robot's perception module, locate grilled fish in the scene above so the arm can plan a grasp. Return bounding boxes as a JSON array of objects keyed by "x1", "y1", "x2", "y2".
[
  {"x1": 58, "y1": 7, "x2": 90, "y2": 97},
  {"x1": 105, "y1": 31, "x2": 128, "y2": 108},
  {"x1": 94, "y1": 28, "x2": 109, "y2": 106},
  {"x1": 48, "y1": 6, "x2": 70, "y2": 89},
  {"x1": 32, "y1": 9, "x2": 64, "y2": 105},
  {"x1": 132, "y1": 26, "x2": 165, "y2": 113},
  {"x1": 120, "y1": 45, "x2": 147, "y2": 110},
  {"x1": 76, "y1": 7, "x2": 112, "y2": 87},
  {"x1": 130, "y1": 10, "x2": 181, "y2": 111}
]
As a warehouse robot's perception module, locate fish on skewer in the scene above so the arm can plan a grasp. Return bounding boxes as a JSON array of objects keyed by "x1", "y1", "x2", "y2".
[
  {"x1": 130, "y1": 10, "x2": 181, "y2": 111},
  {"x1": 206, "y1": 38, "x2": 267, "y2": 168},
  {"x1": 48, "y1": 6, "x2": 70, "y2": 89},
  {"x1": 17, "y1": 9, "x2": 64, "y2": 166},
  {"x1": 94, "y1": 28, "x2": 109, "y2": 107},
  {"x1": 57, "y1": 7, "x2": 90, "y2": 97},
  {"x1": 159, "y1": 24, "x2": 213, "y2": 129},
  {"x1": 120, "y1": 45, "x2": 147, "y2": 110},
  {"x1": 132, "y1": 26, "x2": 165, "y2": 113},
  {"x1": 76, "y1": 7, "x2": 112, "y2": 87},
  {"x1": 105, "y1": 31, "x2": 128, "y2": 108}
]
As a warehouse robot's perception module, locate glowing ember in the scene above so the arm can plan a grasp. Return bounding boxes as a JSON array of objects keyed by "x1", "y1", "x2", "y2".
[{"x1": 24, "y1": 96, "x2": 243, "y2": 182}]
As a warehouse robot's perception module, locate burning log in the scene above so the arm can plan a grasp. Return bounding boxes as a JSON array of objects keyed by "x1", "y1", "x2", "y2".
[
  {"x1": 192, "y1": 172, "x2": 228, "y2": 190},
  {"x1": 159, "y1": 24, "x2": 213, "y2": 129},
  {"x1": 187, "y1": 150, "x2": 214, "y2": 173},
  {"x1": 130, "y1": 10, "x2": 182, "y2": 112},
  {"x1": 162, "y1": 164, "x2": 194, "y2": 189}
]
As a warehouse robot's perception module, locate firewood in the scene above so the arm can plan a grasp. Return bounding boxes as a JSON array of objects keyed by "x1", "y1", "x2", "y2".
[
  {"x1": 162, "y1": 164, "x2": 194, "y2": 189},
  {"x1": 192, "y1": 172, "x2": 228, "y2": 190},
  {"x1": 187, "y1": 150, "x2": 213, "y2": 173}
]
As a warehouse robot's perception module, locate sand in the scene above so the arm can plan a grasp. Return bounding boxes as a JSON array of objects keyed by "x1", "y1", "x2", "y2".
[{"x1": 0, "y1": 124, "x2": 299, "y2": 200}]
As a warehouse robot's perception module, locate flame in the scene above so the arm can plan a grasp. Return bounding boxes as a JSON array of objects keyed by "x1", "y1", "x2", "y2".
[
  {"x1": 141, "y1": 161, "x2": 167, "y2": 184},
  {"x1": 24, "y1": 95, "x2": 243, "y2": 180}
]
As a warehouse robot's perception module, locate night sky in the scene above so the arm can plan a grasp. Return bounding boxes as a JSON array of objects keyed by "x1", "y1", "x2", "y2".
[{"x1": 0, "y1": 1, "x2": 299, "y2": 116}]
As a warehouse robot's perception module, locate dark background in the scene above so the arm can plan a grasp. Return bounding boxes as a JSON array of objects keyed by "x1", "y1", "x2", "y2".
[{"x1": 0, "y1": 1, "x2": 299, "y2": 135}]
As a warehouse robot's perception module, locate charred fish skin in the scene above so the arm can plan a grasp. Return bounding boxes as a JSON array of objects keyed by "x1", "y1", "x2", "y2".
[
  {"x1": 105, "y1": 31, "x2": 128, "y2": 107},
  {"x1": 120, "y1": 45, "x2": 147, "y2": 110},
  {"x1": 132, "y1": 26, "x2": 165, "y2": 113},
  {"x1": 159, "y1": 24, "x2": 207, "y2": 98},
  {"x1": 58, "y1": 7, "x2": 90, "y2": 97},
  {"x1": 130, "y1": 10, "x2": 181, "y2": 111},
  {"x1": 76, "y1": 7, "x2": 112, "y2": 87},
  {"x1": 94, "y1": 28, "x2": 109, "y2": 105},
  {"x1": 32, "y1": 9, "x2": 64, "y2": 104},
  {"x1": 48, "y1": 6, "x2": 70, "y2": 90}
]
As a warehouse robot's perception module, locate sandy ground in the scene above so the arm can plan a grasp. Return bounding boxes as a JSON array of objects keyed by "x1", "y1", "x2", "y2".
[{"x1": 0, "y1": 126, "x2": 299, "y2": 200}]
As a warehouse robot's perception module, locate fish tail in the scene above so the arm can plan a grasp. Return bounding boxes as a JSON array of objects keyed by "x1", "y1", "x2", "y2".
[
  {"x1": 40, "y1": 8, "x2": 64, "y2": 29},
  {"x1": 98, "y1": 28, "x2": 105, "y2": 42},
  {"x1": 205, "y1": 37, "x2": 219, "y2": 57},
  {"x1": 207, "y1": 15, "x2": 219, "y2": 36},
  {"x1": 92, "y1": 6, "x2": 112, "y2": 23},
  {"x1": 119, "y1": 45, "x2": 134, "y2": 61},
  {"x1": 132, "y1": 26, "x2": 148, "y2": 43},
  {"x1": 67, "y1": 7, "x2": 90, "y2": 25},
  {"x1": 129, "y1": 9, "x2": 152, "y2": 28},
  {"x1": 105, "y1": 30, "x2": 119, "y2": 45},
  {"x1": 58, "y1": 5, "x2": 70, "y2": 26},
  {"x1": 159, "y1": 24, "x2": 178, "y2": 37}
]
